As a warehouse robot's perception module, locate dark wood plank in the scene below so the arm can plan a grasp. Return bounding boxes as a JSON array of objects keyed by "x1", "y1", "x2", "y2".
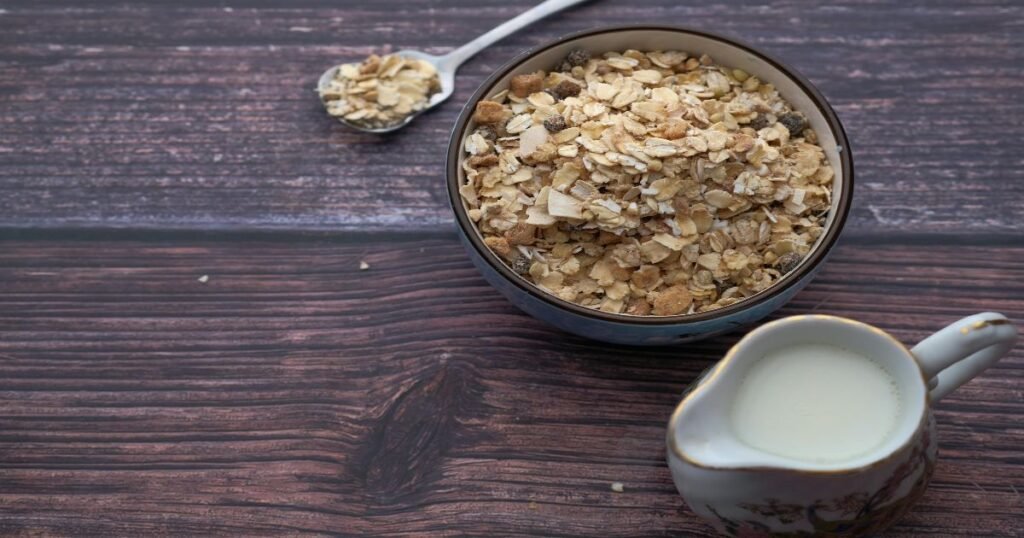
[
  {"x1": 0, "y1": 236, "x2": 1021, "y2": 537},
  {"x1": 1, "y1": 0, "x2": 1023, "y2": 234}
]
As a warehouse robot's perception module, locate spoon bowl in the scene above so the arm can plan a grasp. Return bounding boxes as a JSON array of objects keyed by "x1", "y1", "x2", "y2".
[
  {"x1": 316, "y1": 0, "x2": 589, "y2": 134},
  {"x1": 316, "y1": 50, "x2": 456, "y2": 134}
]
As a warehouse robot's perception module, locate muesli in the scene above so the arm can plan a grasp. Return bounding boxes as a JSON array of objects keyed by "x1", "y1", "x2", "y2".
[
  {"x1": 320, "y1": 54, "x2": 440, "y2": 128},
  {"x1": 460, "y1": 49, "x2": 833, "y2": 316}
]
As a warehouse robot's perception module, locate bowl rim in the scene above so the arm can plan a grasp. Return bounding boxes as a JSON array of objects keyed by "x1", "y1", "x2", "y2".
[{"x1": 446, "y1": 24, "x2": 854, "y2": 326}]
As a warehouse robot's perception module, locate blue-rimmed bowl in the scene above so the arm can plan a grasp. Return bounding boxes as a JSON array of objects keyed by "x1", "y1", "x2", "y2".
[{"x1": 447, "y1": 25, "x2": 853, "y2": 346}]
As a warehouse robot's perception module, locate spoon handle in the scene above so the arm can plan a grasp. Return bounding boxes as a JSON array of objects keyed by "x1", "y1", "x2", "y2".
[{"x1": 439, "y1": 0, "x2": 590, "y2": 71}]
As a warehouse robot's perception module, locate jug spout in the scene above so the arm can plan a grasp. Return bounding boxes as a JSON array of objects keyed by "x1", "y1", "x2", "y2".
[{"x1": 667, "y1": 361, "x2": 793, "y2": 470}]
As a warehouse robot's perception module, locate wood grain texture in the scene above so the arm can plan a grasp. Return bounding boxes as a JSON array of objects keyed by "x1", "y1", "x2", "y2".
[
  {"x1": 0, "y1": 237, "x2": 1021, "y2": 537},
  {"x1": 1, "y1": 0, "x2": 1023, "y2": 234},
  {"x1": 2, "y1": 1, "x2": 1023, "y2": 536}
]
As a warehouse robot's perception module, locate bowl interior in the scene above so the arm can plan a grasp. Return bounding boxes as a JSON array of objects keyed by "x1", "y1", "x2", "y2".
[{"x1": 450, "y1": 26, "x2": 851, "y2": 323}]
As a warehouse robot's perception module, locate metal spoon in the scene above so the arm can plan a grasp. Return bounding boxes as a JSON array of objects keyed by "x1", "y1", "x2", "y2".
[{"x1": 318, "y1": 0, "x2": 589, "y2": 134}]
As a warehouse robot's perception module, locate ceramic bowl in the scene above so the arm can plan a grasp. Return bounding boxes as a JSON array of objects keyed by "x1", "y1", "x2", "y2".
[{"x1": 446, "y1": 25, "x2": 853, "y2": 345}]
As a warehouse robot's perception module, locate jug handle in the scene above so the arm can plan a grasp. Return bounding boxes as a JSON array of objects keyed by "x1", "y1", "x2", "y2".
[{"x1": 910, "y1": 312, "x2": 1018, "y2": 402}]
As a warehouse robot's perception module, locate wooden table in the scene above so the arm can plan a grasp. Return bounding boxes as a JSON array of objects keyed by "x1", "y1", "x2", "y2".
[{"x1": 1, "y1": 1, "x2": 1021, "y2": 536}]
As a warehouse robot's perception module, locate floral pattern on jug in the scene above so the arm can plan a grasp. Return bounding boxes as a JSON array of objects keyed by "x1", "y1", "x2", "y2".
[{"x1": 705, "y1": 416, "x2": 937, "y2": 537}]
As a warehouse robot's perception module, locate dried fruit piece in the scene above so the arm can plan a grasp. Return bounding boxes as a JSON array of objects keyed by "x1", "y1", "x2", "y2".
[
  {"x1": 565, "y1": 49, "x2": 591, "y2": 68},
  {"x1": 473, "y1": 100, "x2": 507, "y2": 123},
  {"x1": 549, "y1": 80, "x2": 582, "y2": 100},
  {"x1": 748, "y1": 115, "x2": 771, "y2": 131},
  {"x1": 778, "y1": 113, "x2": 807, "y2": 137},
  {"x1": 777, "y1": 252, "x2": 803, "y2": 274},
  {"x1": 543, "y1": 115, "x2": 567, "y2": 132},
  {"x1": 510, "y1": 73, "x2": 543, "y2": 98},
  {"x1": 510, "y1": 256, "x2": 532, "y2": 275}
]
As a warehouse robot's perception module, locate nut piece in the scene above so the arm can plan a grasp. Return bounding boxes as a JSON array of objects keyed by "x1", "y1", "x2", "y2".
[
  {"x1": 484, "y1": 236, "x2": 513, "y2": 260},
  {"x1": 653, "y1": 285, "x2": 693, "y2": 316},
  {"x1": 510, "y1": 73, "x2": 544, "y2": 98},
  {"x1": 473, "y1": 101, "x2": 507, "y2": 124}
]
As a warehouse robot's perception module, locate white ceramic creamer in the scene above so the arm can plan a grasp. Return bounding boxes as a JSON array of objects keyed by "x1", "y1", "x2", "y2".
[{"x1": 667, "y1": 313, "x2": 1018, "y2": 537}]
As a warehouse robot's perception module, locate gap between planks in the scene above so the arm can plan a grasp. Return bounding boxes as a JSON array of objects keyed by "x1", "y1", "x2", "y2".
[{"x1": 2, "y1": 226, "x2": 1024, "y2": 248}]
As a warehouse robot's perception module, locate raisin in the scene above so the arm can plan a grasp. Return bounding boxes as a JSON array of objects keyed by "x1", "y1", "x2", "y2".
[
  {"x1": 565, "y1": 49, "x2": 591, "y2": 68},
  {"x1": 778, "y1": 112, "x2": 807, "y2": 137},
  {"x1": 748, "y1": 115, "x2": 771, "y2": 131},
  {"x1": 548, "y1": 80, "x2": 581, "y2": 100},
  {"x1": 510, "y1": 256, "x2": 532, "y2": 275},
  {"x1": 543, "y1": 115, "x2": 567, "y2": 132},
  {"x1": 777, "y1": 252, "x2": 803, "y2": 274}
]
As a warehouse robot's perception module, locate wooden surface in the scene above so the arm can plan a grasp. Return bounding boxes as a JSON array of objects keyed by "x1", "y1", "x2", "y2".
[
  {"x1": 0, "y1": 1, "x2": 1022, "y2": 537},
  {"x1": 1, "y1": 0, "x2": 1023, "y2": 236}
]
